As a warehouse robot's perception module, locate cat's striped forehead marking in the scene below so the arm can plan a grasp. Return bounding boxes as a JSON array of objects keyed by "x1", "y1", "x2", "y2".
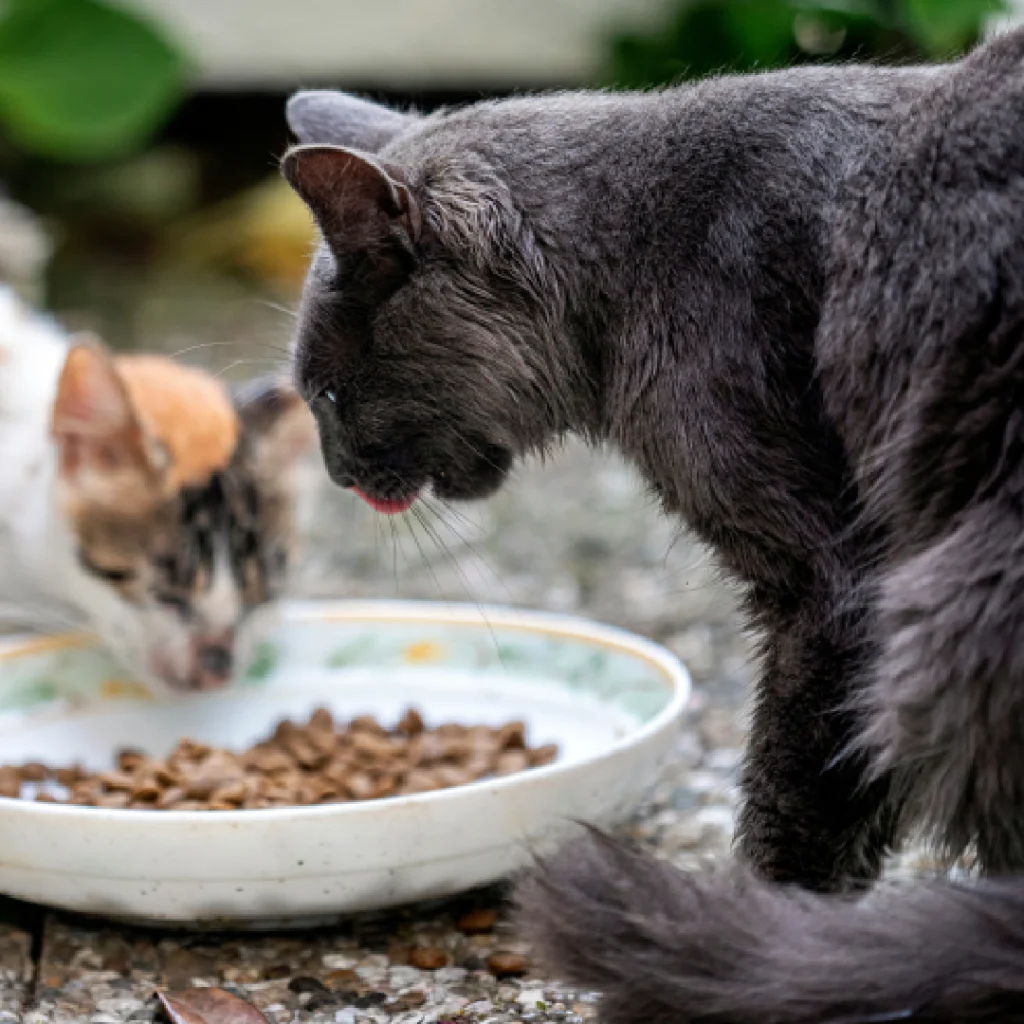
[{"x1": 113, "y1": 355, "x2": 240, "y2": 490}]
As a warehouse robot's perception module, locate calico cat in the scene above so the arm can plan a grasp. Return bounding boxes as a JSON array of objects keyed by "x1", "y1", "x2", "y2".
[
  {"x1": 280, "y1": 23, "x2": 1024, "y2": 1022},
  {"x1": 0, "y1": 286, "x2": 315, "y2": 693}
]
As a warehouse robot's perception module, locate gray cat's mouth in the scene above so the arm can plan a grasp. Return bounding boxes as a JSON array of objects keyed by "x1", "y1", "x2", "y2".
[{"x1": 351, "y1": 486, "x2": 419, "y2": 514}]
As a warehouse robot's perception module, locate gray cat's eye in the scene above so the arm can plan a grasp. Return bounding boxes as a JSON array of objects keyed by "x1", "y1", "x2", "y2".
[{"x1": 325, "y1": 389, "x2": 336, "y2": 404}]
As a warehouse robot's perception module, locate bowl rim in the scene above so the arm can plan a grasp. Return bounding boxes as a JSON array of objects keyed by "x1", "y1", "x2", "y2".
[{"x1": 0, "y1": 598, "x2": 691, "y2": 825}]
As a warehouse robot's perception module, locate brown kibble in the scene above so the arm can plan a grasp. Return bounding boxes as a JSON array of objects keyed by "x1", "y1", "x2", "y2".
[
  {"x1": 351, "y1": 731, "x2": 399, "y2": 763},
  {"x1": 34, "y1": 791, "x2": 58, "y2": 803},
  {"x1": 397, "y1": 707, "x2": 425, "y2": 736},
  {"x1": 440, "y1": 737, "x2": 473, "y2": 763},
  {"x1": 413, "y1": 732, "x2": 446, "y2": 765},
  {"x1": 245, "y1": 748, "x2": 294, "y2": 774},
  {"x1": 0, "y1": 706, "x2": 556, "y2": 811},
  {"x1": 19, "y1": 761, "x2": 49, "y2": 782},
  {"x1": 403, "y1": 769, "x2": 441, "y2": 794},
  {"x1": 211, "y1": 780, "x2": 246, "y2": 805},
  {"x1": 409, "y1": 946, "x2": 448, "y2": 970},
  {"x1": 287, "y1": 737, "x2": 329, "y2": 770},
  {"x1": 0, "y1": 766, "x2": 21, "y2": 798},
  {"x1": 529, "y1": 743, "x2": 559, "y2": 768},
  {"x1": 464, "y1": 755, "x2": 497, "y2": 780},
  {"x1": 97, "y1": 771, "x2": 135, "y2": 792},
  {"x1": 345, "y1": 772, "x2": 376, "y2": 801},
  {"x1": 435, "y1": 765, "x2": 473, "y2": 788},
  {"x1": 173, "y1": 738, "x2": 212, "y2": 762},
  {"x1": 116, "y1": 748, "x2": 147, "y2": 773},
  {"x1": 457, "y1": 907, "x2": 499, "y2": 934},
  {"x1": 487, "y1": 951, "x2": 529, "y2": 977},
  {"x1": 309, "y1": 706, "x2": 334, "y2": 733},
  {"x1": 96, "y1": 791, "x2": 131, "y2": 809},
  {"x1": 69, "y1": 780, "x2": 101, "y2": 804},
  {"x1": 467, "y1": 724, "x2": 501, "y2": 749},
  {"x1": 498, "y1": 721, "x2": 526, "y2": 750},
  {"x1": 153, "y1": 764, "x2": 183, "y2": 788},
  {"x1": 495, "y1": 750, "x2": 531, "y2": 776},
  {"x1": 349, "y1": 714, "x2": 387, "y2": 736},
  {"x1": 156, "y1": 786, "x2": 185, "y2": 809},
  {"x1": 129, "y1": 779, "x2": 162, "y2": 802},
  {"x1": 54, "y1": 765, "x2": 83, "y2": 787}
]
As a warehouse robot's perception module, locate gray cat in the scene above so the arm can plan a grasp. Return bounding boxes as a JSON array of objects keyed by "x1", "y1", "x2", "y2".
[{"x1": 281, "y1": 25, "x2": 1024, "y2": 1023}]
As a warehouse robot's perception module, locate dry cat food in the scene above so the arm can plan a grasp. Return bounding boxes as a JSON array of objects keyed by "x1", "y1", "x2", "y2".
[{"x1": 0, "y1": 707, "x2": 558, "y2": 810}]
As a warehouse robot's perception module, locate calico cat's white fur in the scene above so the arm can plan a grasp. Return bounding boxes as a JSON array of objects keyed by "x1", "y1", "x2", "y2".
[{"x1": 0, "y1": 285, "x2": 315, "y2": 693}]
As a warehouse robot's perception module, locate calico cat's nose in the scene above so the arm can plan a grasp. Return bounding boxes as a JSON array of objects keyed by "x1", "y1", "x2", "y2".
[{"x1": 198, "y1": 644, "x2": 233, "y2": 678}]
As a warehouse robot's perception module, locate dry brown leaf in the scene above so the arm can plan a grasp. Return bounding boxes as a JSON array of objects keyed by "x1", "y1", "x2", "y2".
[{"x1": 158, "y1": 988, "x2": 269, "y2": 1024}]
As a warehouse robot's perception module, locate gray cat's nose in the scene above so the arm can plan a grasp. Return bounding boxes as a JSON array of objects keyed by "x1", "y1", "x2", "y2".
[{"x1": 198, "y1": 644, "x2": 233, "y2": 677}]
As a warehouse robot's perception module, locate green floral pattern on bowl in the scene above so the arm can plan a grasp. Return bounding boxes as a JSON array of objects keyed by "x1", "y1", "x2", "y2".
[{"x1": 0, "y1": 602, "x2": 680, "y2": 724}]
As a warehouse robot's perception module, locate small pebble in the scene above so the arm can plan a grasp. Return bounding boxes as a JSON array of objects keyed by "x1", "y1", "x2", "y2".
[
  {"x1": 518, "y1": 989, "x2": 546, "y2": 1006},
  {"x1": 323, "y1": 954, "x2": 359, "y2": 971},
  {"x1": 409, "y1": 946, "x2": 448, "y2": 970},
  {"x1": 434, "y1": 966, "x2": 466, "y2": 985},
  {"x1": 96, "y1": 997, "x2": 145, "y2": 1017},
  {"x1": 288, "y1": 976, "x2": 329, "y2": 994},
  {"x1": 389, "y1": 966, "x2": 423, "y2": 988}
]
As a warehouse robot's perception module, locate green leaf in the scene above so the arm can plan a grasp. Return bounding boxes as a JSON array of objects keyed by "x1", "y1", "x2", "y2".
[{"x1": 0, "y1": 0, "x2": 187, "y2": 161}]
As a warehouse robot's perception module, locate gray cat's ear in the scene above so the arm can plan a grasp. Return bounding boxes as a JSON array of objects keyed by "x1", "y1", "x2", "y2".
[
  {"x1": 281, "y1": 144, "x2": 421, "y2": 251},
  {"x1": 286, "y1": 91, "x2": 417, "y2": 151}
]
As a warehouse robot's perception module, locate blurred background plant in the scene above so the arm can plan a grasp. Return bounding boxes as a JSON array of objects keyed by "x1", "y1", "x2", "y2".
[
  {"x1": 0, "y1": 0, "x2": 1014, "y2": 352},
  {"x1": 608, "y1": 0, "x2": 1007, "y2": 88},
  {"x1": 0, "y1": 0, "x2": 186, "y2": 162}
]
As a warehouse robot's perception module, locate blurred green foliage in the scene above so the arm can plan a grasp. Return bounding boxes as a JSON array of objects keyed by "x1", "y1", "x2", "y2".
[
  {"x1": 0, "y1": 0, "x2": 187, "y2": 162},
  {"x1": 608, "y1": 0, "x2": 1008, "y2": 87}
]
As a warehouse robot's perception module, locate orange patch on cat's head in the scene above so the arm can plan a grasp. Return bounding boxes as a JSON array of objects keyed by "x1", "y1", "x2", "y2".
[{"x1": 113, "y1": 355, "x2": 239, "y2": 490}]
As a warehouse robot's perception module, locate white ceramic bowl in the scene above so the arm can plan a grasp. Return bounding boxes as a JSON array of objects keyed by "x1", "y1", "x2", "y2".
[{"x1": 0, "y1": 600, "x2": 689, "y2": 928}]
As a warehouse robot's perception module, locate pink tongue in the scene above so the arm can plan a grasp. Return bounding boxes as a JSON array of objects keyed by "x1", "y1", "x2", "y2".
[{"x1": 352, "y1": 487, "x2": 417, "y2": 514}]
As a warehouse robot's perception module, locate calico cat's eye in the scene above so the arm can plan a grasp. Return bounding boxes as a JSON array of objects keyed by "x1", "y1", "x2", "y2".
[
  {"x1": 324, "y1": 388, "x2": 337, "y2": 404},
  {"x1": 76, "y1": 550, "x2": 136, "y2": 585}
]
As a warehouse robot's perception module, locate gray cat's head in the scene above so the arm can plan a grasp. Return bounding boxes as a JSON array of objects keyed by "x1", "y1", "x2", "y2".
[{"x1": 282, "y1": 91, "x2": 592, "y2": 513}]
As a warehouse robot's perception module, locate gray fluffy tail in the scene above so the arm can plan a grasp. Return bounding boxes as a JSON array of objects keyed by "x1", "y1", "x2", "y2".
[{"x1": 515, "y1": 829, "x2": 1024, "y2": 1024}]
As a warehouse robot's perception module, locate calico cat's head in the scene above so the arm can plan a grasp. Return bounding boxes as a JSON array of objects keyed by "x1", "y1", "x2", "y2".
[
  {"x1": 51, "y1": 340, "x2": 315, "y2": 693},
  {"x1": 281, "y1": 91, "x2": 595, "y2": 513}
]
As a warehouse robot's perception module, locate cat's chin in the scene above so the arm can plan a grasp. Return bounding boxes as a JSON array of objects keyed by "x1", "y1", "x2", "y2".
[{"x1": 430, "y1": 460, "x2": 513, "y2": 503}]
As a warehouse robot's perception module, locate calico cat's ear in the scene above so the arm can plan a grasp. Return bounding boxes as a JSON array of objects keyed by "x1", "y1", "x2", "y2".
[
  {"x1": 51, "y1": 338, "x2": 165, "y2": 493},
  {"x1": 235, "y1": 377, "x2": 317, "y2": 480},
  {"x1": 286, "y1": 91, "x2": 417, "y2": 151},
  {"x1": 282, "y1": 144, "x2": 421, "y2": 255}
]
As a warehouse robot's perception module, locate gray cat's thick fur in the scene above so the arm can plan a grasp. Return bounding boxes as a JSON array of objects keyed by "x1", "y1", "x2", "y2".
[{"x1": 282, "y1": 27, "x2": 1024, "y2": 1023}]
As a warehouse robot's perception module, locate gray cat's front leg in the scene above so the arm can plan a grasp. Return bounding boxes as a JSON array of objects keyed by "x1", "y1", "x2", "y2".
[{"x1": 736, "y1": 603, "x2": 898, "y2": 891}]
